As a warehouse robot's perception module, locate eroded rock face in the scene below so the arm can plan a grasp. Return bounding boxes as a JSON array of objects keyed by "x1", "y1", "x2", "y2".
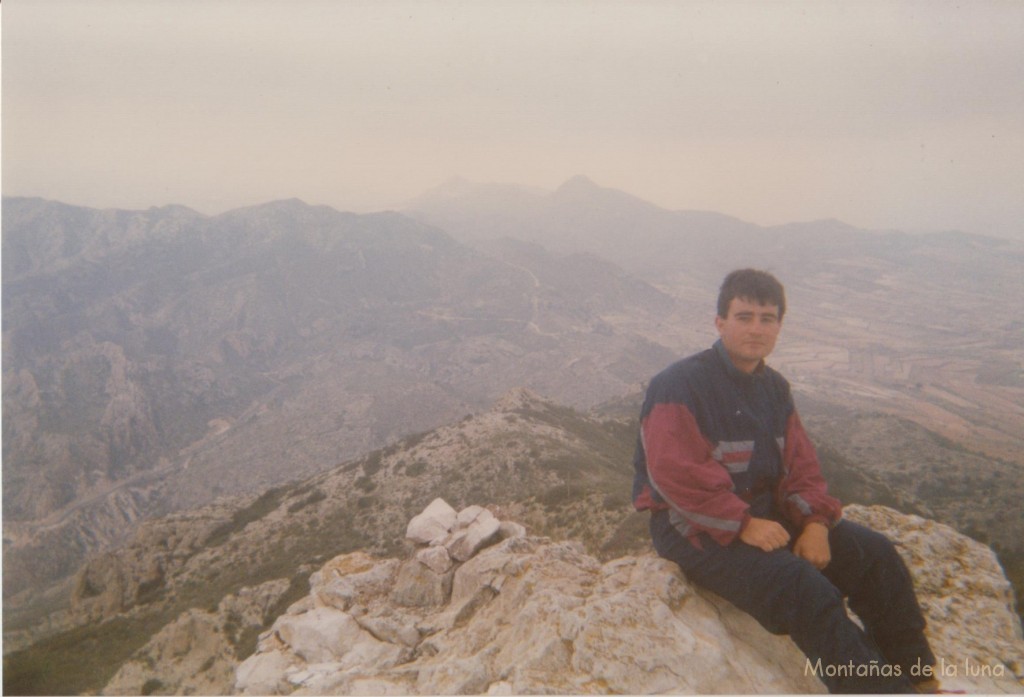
[
  {"x1": 236, "y1": 535, "x2": 823, "y2": 695},
  {"x1": 102, "y1": 579, "x2": 292, "y2": 696},
  {"x1": 67, "y1": 505, "x2": 239, "y2": 629},
  {"x1": 233, "y1": 501, "x2": 1024, "y2": 695}
]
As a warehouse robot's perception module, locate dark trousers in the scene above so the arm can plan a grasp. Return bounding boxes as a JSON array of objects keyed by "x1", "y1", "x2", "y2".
[{"x1": 651, "y1": 510, "x2": 935, "y2": 693}]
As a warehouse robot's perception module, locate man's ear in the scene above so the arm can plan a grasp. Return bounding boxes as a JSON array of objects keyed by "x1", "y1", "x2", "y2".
[{"x1": 714, "y1": 315, "x2": 725, "y2": 333}]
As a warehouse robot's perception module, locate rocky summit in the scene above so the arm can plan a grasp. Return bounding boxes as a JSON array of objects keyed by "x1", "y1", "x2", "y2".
[{"x1": 102, "y1": 500, "x2": 1023, "y2": 695}]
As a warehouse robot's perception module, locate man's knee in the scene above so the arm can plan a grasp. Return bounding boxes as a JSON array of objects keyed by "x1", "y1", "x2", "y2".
[
  {"x1": 830, "y1": 521, "x2": 910, "y2": 582},
  {"x1": 836, "y1": 520, "x2": 898, "y2": 557},
  {"x1": 759, "y1": 556, "x2": 846, "y2": 634}
]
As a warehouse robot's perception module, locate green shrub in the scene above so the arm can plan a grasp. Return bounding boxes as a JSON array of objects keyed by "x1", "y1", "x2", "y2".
[
  {"x1": 287, "y1": 488, "x2": 328, "y2": 513},
  {"x1": 362, "y1": 451, "x2": 383, "y2": 476},
  {"x1": 405, "y1": 460, "x2": 427, "y2": 477},
  {"x1": 141, "y1": 678, "x2": 165, "y2": 695},
  {"x1": 206, "y1": 486, "x2": 288, "y2": 548}
]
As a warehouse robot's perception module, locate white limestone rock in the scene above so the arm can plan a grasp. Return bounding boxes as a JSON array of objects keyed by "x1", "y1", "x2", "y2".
[
  {"x1": 286, "y1": 662, "x2": 344, "y2": 688},
  {"x1": 312, "y1": 553, "x2": 398, "y2": 611},
  {"x1": 456, "y1": 504, "x2": 488, "y2": 527},
  {"x1": 446, "y1": 506, "x2": 501, "y2": 562},
  {"x1": 234, "y1": 504, "x2": 1024, "y2": 695},
  {"x1": 389, "y1": 557, "x2": 453, "y2": 608},
  {"x1": 405, "y1": 498, "x2": 457, "y2": 545},
  {"x1": 416, "y1": 655, "x2": 492, "y2": 695},
  {"x1": 415, "y1": 545, "x2": 453, "y2": 574},
  {"x1": 274, "y1": 607, "x2": 364, "y2": 664},
  {"x1": 354, "y1": 608, "x2": 422, "y2": 648},
  {"x1": 497, "y1": 520, "x2": 527, "y2": 540},
  {"x1": 269, "y1": 606, "x2": 409, "y2": 676},
  {"x1": 235, "y1": 649, "x2": 293, "y2": 696}
]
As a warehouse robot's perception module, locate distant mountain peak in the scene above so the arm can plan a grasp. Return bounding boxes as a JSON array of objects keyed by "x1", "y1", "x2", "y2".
[
  {"x1": 555, "y1": 174, "x2": 601, "y2": 193},
  {"x1": 146, "y1": 203, "x2": 205, "y2": 219},
  {"x1": 550, "y1": 175, "x2": 656, "y2": 211},
  {"x1": 261, "y1": 197, "x2": 313, "y2": 210},
  {"x1": 215, "y1": 197, "x2": 316, "y2": 218}
]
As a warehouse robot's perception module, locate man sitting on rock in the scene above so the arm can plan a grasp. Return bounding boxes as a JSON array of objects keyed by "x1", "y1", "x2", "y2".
[{"x1": 632, "y1": 268, "x2": 939, "y2": 693}]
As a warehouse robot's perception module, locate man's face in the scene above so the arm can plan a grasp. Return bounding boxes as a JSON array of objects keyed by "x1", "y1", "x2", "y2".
[{"x1": 715, "y1": 296, "x2": 782, "y2": 373}]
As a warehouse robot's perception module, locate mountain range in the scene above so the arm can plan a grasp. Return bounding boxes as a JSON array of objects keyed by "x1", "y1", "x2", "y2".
[
  {"x1": 2, "y1": 194, "x2": 677, "y2": 608},
  {"x1": 3, "y1": 178, "x2": 1023, "y2": 693}
]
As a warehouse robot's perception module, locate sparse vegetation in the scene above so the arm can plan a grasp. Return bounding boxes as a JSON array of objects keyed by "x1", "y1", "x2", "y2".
[
  {"x1": 141, "y1": 678, "x2": 166, "y2": 695},
  {"x1": 205, "y1": 486, "x2": 289, "y2": 548},
  {"x1": 405, "y1": 459, "x2": 427, "y2": 477},
  {"x1": 3, "y1": 614, "x2": 171, "y2": 696},
  {"x1": 362, "y1": 451, "x2": 383, "y2": 476},
  {"x1": 235, "y1": 572, "x2": 311, "y2": 661},
  {"x1": 135, "y1": 574, "x2": 166, "y2": 606},
  {"x1": 287, "y1": 488, "x2": 328, "y2": 513},
  {"x1": 5, "y1": 385, "x2": 1022, "y2": 695},
  {"x1": 2, "y1": 478, "x2": 373, "y2": 696},
  {"x1": 399, "y1": 429, "x2": 432, "y2": 451}
]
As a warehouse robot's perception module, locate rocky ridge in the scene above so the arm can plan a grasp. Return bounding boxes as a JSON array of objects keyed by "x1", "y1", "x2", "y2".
[
  {"x1": 102, "y1": 578, "x2": 294, "y2": 697},
  {"x1": 3, "y1": 389, "x2": 643, "y2": 662},
  {"x1": 101, "y1": 500, "x2": 1024, "y2": 695}
]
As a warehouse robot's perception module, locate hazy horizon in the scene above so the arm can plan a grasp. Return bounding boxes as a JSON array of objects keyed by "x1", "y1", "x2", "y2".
[{"x1": 3, "y1": 1, "x2": 1023, "y2": 239}]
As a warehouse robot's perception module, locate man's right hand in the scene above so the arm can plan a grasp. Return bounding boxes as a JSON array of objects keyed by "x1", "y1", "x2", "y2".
[{"x1": 739, "y1": 517, "x2": 791, "y2": 552}]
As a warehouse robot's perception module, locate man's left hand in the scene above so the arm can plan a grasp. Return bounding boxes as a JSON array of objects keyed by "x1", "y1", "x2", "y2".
[{"x1": 793, "y1": 522, "x2": 831, "y2": 570}]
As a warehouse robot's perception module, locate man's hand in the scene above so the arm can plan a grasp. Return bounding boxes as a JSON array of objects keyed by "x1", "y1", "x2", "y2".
[
  {"x1": 793, "y1": 522, "x2": 831, "y2": 569},
  {"x1": 739, "y1": 517, "x2": 791, "y2": 552}
]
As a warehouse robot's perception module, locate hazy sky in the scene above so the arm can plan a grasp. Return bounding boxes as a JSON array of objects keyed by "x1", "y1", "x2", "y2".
[{"x1": 3, "y1": 0, "x2": 1023, "y2": 238}]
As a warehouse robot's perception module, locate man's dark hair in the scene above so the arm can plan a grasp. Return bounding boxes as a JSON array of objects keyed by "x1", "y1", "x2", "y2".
[{"x1": 717, "y1": 268, "x2": 786, "y2": 320}]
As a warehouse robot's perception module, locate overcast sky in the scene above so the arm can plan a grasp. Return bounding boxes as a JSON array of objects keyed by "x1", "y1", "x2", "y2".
[{"x1": 3, "y1": 0, "x2": 1023, "y2": 239}]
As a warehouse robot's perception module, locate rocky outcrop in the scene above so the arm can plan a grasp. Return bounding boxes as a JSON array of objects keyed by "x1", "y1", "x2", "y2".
[
  {"x1": 70, "y1": 505, "x2": 240, "y2": 625},
  {"x1": 8, "y1": 389, "x2": 642, "y2": 656},
  {"x1": 234, "y1": 501, "x2": 1024, "y2": 695},
  {"x1": 103, "y1": 579, "x2": 293, "y2": 696}
]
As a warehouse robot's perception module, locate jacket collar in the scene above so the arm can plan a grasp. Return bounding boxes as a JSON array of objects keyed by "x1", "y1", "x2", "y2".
[{"x1": 713, "y1": 339, "x2": 766, "y2": 383}]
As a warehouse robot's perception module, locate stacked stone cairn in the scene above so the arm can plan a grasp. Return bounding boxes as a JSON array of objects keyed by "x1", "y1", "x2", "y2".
[{"x1": 234, "y1": 499, "x2": 529, "y2": 694}]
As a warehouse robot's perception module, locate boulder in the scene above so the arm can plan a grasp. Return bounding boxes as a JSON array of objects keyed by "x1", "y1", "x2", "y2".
[
  {"x1": 274, "y1": 607, "x2": 364, "y2": 664},
  {"x1": 404, "y1": 498, "x2": 457, "y2": 545},
  {"x1": 389, "y1": 557, "x2": 453, "y2": 608},
  {"x1": 446, "y1": 507, "x2": 501, "y2": 562},
  {"x1": 415, "y1": 545, "x2": 453, "y2": 575},
  {"x1": 312, "y1": 554, "x2": 398, "y2": 611},
  {"x1": 235, "y1": 649, "x2": 293, "y2": 696}
]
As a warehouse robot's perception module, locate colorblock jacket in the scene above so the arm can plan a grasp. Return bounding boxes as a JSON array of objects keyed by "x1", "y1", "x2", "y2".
[{"x1": 632, "y1": 340, "x2": 842, "y2": 546}]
